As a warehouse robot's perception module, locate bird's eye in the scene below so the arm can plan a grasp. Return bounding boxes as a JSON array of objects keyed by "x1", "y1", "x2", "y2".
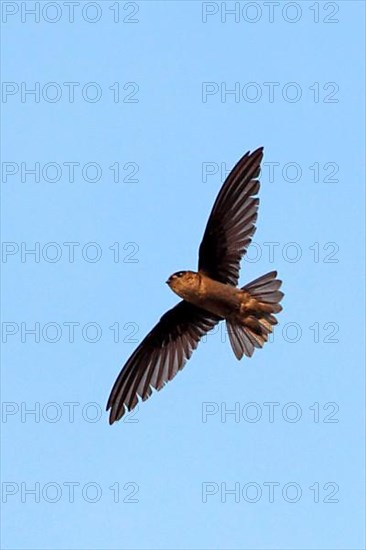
[{"x1": 175, "y1": 271, "x2": 184, "y2": 278}]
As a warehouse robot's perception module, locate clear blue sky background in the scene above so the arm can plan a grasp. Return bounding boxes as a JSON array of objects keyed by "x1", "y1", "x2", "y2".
[{"x1": 1, "y1": 1, "x2": 365, "y2": 549}]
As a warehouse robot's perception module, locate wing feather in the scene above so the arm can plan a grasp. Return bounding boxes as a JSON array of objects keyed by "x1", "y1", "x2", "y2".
[
  {"x1": 107, "y1": 301, "x2": 220, "y2": 423},
  {"x1": 198, "y1": 148, "x2": 263, "y2": 285}
]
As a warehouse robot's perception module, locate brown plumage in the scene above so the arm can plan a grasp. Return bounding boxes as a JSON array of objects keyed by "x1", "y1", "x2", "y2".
[{"x1": 107, "y1": 147, "x2": 284, "y2": 424}]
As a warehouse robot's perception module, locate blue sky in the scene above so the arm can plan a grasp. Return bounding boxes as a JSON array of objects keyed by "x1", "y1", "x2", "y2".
[{"x1": 1, "y1": 1, "x2": 365, "y2": 549}]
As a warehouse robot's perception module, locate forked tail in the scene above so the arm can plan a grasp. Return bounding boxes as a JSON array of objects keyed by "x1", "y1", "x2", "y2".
[{"x1": 227, "y1": 271, "x2": 284, "y2": 359}]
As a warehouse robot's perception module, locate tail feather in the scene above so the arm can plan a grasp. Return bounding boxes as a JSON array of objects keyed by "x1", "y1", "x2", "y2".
[
  {"x1": 227, "y1": 271, "x2": 284, "y2": 360},
  {"x1": 243, "y1": 271, "x2": 282, "y2": 291},
  {"x1": 228, "y1": 324, "x2": 256, "y2": 359},
  {"x1": 245, "y1": 325, "x2": 265, "y2": 348}
]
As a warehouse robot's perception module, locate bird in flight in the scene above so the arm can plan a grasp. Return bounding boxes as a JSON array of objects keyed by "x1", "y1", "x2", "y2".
[{"x1": 107, "y1": 147, "x2": 283, "y2": 424}]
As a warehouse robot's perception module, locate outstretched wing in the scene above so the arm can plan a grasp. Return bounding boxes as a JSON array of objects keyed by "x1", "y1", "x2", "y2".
[
  {"x1": 198, "y1": 147, "x2": 263, "y2": 286},
  {"x1": 107, "y1": 301, "x2": 220, "y2": 423}
]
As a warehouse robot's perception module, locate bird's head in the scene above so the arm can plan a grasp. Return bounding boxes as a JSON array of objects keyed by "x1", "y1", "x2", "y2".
[{"x1": 166, "y1": 270, "x2": 201, "y2": 299}]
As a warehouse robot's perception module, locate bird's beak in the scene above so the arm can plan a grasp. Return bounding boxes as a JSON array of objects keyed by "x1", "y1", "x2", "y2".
[{"x1": 166, "y1": 279, "x2": 170, "y2": 285}]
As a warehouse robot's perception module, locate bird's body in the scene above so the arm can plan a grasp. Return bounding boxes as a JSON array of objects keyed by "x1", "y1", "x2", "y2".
[
  {"x1": 167, "y1": 271, "x2": 239, "y2": 318},
  {"x1": 168, "y1": 270, "x2": 264, "y2": 321},
  {"x1": 107, "y1": 147, "x2": 284, "y2": 424}
]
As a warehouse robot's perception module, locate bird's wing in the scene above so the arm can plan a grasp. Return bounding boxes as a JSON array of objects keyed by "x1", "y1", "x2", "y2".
[
  {"x1": 198, "y1": 147, "x2": 263, "y2": 286},
  {"x1": 107, "y1": 301, "x2": 220, "y2": 423}
]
